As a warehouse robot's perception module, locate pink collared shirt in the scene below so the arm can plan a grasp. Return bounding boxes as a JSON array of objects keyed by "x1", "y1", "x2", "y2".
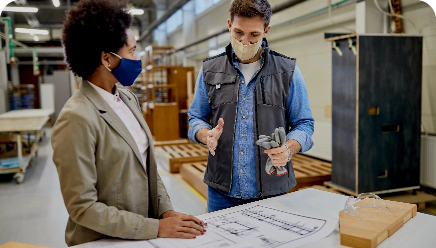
[{"x1": 88, "y1": 81, "x2": 149, "y2": 170}]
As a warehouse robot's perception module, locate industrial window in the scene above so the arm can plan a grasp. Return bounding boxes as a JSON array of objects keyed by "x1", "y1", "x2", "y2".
[
  {"x1": 194, "y1": 0, "x2": 222, "y2": 15},
  {"x1": 166, "y1": 9, "x2": 183, "y2": 33}
]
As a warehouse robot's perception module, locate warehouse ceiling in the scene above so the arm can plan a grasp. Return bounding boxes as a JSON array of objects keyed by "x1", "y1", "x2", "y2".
[{"x1": 1, "y1": 0, "x2": 162, "y2": 44}]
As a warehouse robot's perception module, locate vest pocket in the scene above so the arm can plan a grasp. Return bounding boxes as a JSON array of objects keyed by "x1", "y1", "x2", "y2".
[
  {"x1": 261, "y1": 73, "x2": 290, "y2": 109},
  {"x1": 204, "y1": 72, "x2": 238, "y2": 108}
]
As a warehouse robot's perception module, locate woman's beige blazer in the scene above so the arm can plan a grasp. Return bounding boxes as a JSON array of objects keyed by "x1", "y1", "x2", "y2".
[{"x1": 52, "y1": 80, "x2": 173, "y2": 246}]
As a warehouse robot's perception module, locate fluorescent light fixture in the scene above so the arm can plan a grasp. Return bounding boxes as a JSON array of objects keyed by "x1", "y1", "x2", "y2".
[
  {"x1": 52, "y1": 0, "x2": 60, "y2": 7},
  {"x1": 3, "y1": 6, "x2": 38, "y2": 13},
  {"x1": 15, "y1": 28, "x2": 49, "y2": 35},
  {"x1": 129, "y1": 9, "x2": 144, "y2": 15},
  {"x1": 33, "y1": 35, "x2": 39, "y2": 41}
]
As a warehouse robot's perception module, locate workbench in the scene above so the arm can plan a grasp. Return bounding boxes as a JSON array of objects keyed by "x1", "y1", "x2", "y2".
[
  {"x1": 0, "y1": 109, "x2": 52, "y2": 183},
  {"x1": 72, "y1": 189, "x2": 436, "y2": 247}
]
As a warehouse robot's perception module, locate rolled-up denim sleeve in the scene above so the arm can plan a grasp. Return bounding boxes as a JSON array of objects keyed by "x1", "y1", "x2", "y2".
[
  {"x1": 188, "y1": 67, "x2": 212, "y2": 144},
  {"x1": 286, "y1": 64, "x2": 315, "y2": 152}
]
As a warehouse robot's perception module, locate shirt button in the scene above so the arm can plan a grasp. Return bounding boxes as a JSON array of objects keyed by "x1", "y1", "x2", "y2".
[
  {"x1": 234, "y1": 66, "x2": 237, "y2": 68},
  {"x1": 243, "y1": 98, "x2": 246, "y2": 101},
  {"x1": 242, "y1": 134, "x2": 245, "y2": 137},
  {"x1": 243, "y1": 115, "x2": 246, "y2": 119},
  {"x1": 240, "y1": 169, "x2": 243, "y2": 173},
  {"x1": 242, "y1": 80, "x2": 245, "y2": 84},
  {"x1": 241, "y1": 152, "x2": 244, "y2": 155}
]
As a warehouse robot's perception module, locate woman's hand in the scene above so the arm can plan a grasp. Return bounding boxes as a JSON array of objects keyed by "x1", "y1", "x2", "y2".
[{"x1": 158, "y1": 211, "x2": 207, "y2": 239}]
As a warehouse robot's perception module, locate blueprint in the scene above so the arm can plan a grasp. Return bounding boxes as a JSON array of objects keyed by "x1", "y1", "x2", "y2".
[
  {"x1": 78, "y1": 205, "x2": 337, "y2": 248},
  {"x1": 202, "y1": 205, "x2": 337, "y2": 248},
  {"x1": 81, "y1": 228, "x2": 251, "y2": 248}
]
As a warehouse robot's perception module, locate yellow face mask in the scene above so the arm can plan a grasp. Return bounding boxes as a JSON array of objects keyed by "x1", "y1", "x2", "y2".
[{"x1": 229, "y1": 34, "x2": 263, "y2": 61}]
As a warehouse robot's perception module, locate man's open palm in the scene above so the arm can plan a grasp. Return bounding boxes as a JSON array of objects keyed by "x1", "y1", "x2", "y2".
[{"x1": 207, "y1": 118, "x2": 224, "y2": 156}]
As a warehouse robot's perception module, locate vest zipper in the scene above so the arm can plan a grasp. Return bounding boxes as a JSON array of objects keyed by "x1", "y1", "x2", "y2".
[
  {"x1": 255, "y1": 48, "x2": 269, "y2": 199},
  {"x1": 229, "y1": 76, "x2": 239, "y2": 192},
  {"x1": 260, "y1": 77, "x2": 266, "y2": 104},
  {"x1": 254, "y1": 85, "x2": 263, "y2": 199}
]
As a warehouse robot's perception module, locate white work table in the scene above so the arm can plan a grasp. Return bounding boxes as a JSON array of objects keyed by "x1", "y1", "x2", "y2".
[
  {"x1": 0, "y1": 109, "x2": 52, "y2": 183},
  {"x1": 252, "y1": 189, "x2": 436, "y2": 248},
  {"x1": 74, "y1": 188, "x2": 436, "y2": 248},
  {"x1": 0, "y1": 109, "x2": 54, "y2": 119}
]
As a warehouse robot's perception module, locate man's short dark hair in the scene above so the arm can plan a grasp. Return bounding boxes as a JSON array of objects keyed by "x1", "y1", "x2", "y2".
[
  {"x1": 62, "y1": 0, "x2": 132, "y2": 79},
  {"x1": 229, "y1": 0, "x2": 272, "y2": 28}
]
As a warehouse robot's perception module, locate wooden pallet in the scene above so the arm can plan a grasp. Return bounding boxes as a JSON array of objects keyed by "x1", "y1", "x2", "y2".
[
  {"x1": 180, "y1": 161, "x2": 208, "y2": 198},
  {"x1": 179, "y1": 154, "x2": 332, "y2": 198},
  {"x1": 155, "y1": 144, "x2": 208, "y2": 173},
  {"x1": 153, "y1": 138, "x2": 192, "y2": 147},
  {"x1": 287, "y1": 154, "x2": 332, "y2": 192}
]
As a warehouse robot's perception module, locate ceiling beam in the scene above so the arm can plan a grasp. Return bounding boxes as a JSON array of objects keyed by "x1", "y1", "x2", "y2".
[{"x1": 138, "y1": 0, "x2": 190, "y2": 41}]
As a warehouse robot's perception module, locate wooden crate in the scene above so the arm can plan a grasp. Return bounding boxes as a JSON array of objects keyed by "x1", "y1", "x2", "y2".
[
  {"x1": 180, "y1": 161, "x2": 208, "y2": 198},
  {"x1": 288, "y1": 154, "x2": 332, "y2": 192},
  {"x1": 155, "y1": 144, "x2": 208, "y2": 173}
]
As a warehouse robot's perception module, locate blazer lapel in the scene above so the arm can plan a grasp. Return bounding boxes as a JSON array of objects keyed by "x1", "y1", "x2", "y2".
[
  {"x1": 119, "y1": 89, "x2": 159, "y2": 217},
  {"x1": 118, "y1": 90, "x2": 155, "y2": 148},
  {"x1": 79, "y1": 80, "x2": 144, "y2": 166}
]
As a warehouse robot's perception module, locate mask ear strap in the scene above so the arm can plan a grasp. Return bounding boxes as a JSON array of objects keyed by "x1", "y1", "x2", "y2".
[
  {"x1": 110, "y1": 52, "x2": 122, "y2": 60},
  {"x1": 104, "y1": 57, "x2": 111, "y2": 72}
]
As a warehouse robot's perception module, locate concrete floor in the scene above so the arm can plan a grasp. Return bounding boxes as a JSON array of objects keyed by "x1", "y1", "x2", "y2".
[{"x1": 0, "y1": 128, "x2": 206, "y2": 247}]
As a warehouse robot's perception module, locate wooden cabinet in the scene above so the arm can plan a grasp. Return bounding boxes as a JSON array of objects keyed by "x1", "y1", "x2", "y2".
[
  {"x1": 327, "y1": 34, "x2": 422, "y2": 194},
  {"x1": 139, "y1": 46, "x2": 194, "y2": 141}
]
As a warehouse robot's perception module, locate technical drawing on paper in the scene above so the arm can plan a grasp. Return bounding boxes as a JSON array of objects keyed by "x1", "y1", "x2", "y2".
[
  {"x1": 203, "y1": 205, "x2": 328, "y2": 248},
  {"x1": 147, "y1": 228, "x2": 250, "y2": 248}
]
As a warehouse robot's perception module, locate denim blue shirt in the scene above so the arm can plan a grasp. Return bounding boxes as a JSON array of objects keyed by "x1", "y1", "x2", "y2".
[{"x1": 188, "y1": 43, "x2": 314, "y2": 199}]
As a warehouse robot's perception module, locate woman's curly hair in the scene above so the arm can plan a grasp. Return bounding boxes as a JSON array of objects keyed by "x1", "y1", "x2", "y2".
[{"x1": 62, "y1": 0, "x2": 132, "y2": 78}]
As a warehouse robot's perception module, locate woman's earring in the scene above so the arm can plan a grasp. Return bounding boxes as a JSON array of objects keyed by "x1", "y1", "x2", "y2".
[{"x1": 105, "y1": 63, "x2": 112, "y2": 72}]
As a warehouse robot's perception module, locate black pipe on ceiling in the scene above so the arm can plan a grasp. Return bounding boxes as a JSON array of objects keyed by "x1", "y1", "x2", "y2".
[{"x1": 138, "y1": 0, "x2": 191, "y2": 42}]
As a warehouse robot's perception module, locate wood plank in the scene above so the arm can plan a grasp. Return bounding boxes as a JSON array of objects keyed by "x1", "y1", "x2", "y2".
[
  {"x1": 339, "y1": 199, "x2": 417, "y2": 248},
  {"x1": 324, "y1": 33, "x2": 357, "y2": 41},
  {"x1": 180, "y1": 162, "x2": 208, "y2": 198},
  {"x1": 0, "y1": 242, "x2": 50, "y2": 248},
  {"x1": 153, "y1": 138, "x2": 191, "y2": 147}
]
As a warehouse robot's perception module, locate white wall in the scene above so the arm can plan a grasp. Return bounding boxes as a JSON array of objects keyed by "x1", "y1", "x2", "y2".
[{"x1": 162, "y1": 0, "x2": 436, "y2": 160}]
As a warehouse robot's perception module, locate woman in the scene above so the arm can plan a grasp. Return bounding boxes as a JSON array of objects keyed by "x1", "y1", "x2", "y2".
[{"x1": 52, "y1": 0, "x2": 205, "y2": 246}]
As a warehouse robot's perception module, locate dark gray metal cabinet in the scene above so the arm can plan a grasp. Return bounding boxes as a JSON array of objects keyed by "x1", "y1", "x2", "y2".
[{"x1": 328, "y1": 34, "x2": 422, "y2": 195}]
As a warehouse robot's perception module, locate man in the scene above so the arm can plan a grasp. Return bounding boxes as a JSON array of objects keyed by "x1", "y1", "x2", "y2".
[{"x1": 188, "y1": 0, "x2": 314, "y2": 212}]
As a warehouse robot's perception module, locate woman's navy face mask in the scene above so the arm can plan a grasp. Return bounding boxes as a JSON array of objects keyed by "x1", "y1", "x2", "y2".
[{"x1": 106, "y1": 52, "x2": 142, "y2": 87}]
